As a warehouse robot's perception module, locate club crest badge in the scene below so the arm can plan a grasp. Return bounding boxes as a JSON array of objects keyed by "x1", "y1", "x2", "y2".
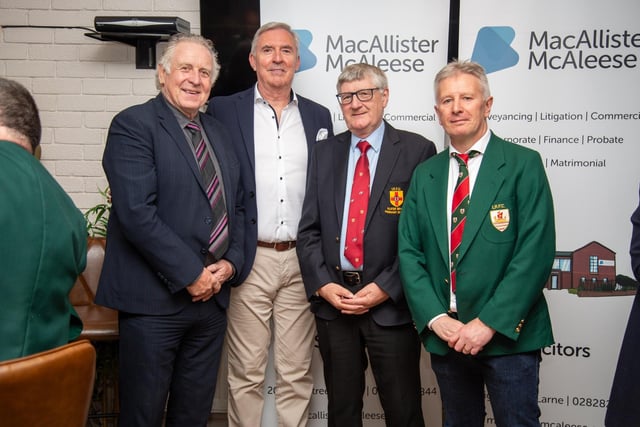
[
  {"x1": 384, "y1": 187, "x2": 404, "y2": 214},
  {"x1": 490, "y1": 207, "x2": 510, "y2": 232},
  {"x1": 390, "y1": 189, "x2": 404, "y2": 208}
]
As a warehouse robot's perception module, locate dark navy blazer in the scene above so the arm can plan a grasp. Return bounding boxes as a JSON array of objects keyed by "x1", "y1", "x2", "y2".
[{"x1": 96, "y1": 94, "x2": 244, "y2": 313}]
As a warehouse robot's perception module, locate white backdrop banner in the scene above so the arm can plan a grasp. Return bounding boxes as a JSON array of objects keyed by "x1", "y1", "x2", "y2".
[
  {"x1": 261, "y1": 0, "x2": 450, "y2": 149},
  {"x1": 458, "y1": 1, "x2": 640, "y2": 426},
  {"x1": 257, "y1": 1, "x2": 450, "y2": 426}
]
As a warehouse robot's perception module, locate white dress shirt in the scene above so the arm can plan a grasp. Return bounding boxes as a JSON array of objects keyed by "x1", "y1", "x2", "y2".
[{"x1": 253, "y1": 86, "x2": 308, "y2": 242}]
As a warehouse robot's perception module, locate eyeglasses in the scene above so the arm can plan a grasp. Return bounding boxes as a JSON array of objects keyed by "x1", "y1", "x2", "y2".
[{"x1": 335, "y1": 88, "x2": 380, "y2": 105}]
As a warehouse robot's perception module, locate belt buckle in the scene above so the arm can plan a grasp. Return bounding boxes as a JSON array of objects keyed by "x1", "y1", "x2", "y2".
[{"x1": 343, "y1": 271, "x2": 362, "y2": 286}]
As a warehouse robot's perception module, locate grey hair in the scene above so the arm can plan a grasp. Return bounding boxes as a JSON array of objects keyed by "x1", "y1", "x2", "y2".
[
  {"x1": 250, "y1": 21, "x2": 300, "y2": 57},
  {"x1": 336, "y1": 63, "x2": 388, "y2": 92},
  {"x1": 155, "y1": 33, "x2": 221, "y2": 90},
  {"x1": 0, "y1": 77, "x2": 41, "y2": 153},
  {"x1": 434, "y1": 59, "x2": 491, "y2": 100}
]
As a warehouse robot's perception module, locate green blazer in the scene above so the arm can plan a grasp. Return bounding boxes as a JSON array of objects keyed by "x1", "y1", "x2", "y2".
[
  {"x1": 0, "y1": 141, "x2": 86, "y2": 361},
  {"x1": 398, "y1": 133, "x2": 555, "y2": 356}
]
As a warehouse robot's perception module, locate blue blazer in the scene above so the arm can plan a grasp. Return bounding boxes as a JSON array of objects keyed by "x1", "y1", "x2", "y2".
[
  {"x1": 207, "y1": 86, "x2": 333, "y2": 283},
  {"x1": 96, "y1": 94, "x2": 244, "y2": 313},
  {"x1": 297, "y1": 123, "x2": 436, "y2": 326}
]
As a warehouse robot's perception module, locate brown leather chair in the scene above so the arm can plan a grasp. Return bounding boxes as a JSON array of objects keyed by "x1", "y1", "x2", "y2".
[
  {"x1": 69, "y1": 237, "x2": 120, "y2": 421},
  {"x1": 0, "y1": 340, "x2": 96, "y2": 427},
  {"x1": 69, "y1": 237, "x2": 118, "y2": 340}
]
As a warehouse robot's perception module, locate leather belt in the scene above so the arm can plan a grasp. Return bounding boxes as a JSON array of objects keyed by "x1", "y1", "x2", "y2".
[
  {"x1": 342, "y1": 271, "x2": 363, "y2": 287},
  {"x1": 256, "y1": 240, "x2": 296, "y2": 251}
]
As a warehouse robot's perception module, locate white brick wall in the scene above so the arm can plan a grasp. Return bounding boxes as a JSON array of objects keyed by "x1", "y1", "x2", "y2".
[{"x1": 0, "y1": 0, "x2": 201, "y2": 210}]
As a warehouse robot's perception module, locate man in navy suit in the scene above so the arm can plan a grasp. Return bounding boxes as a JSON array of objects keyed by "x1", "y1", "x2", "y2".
[
  {"x1": 605, "y1": 188, "x2": 640, "y2": 426},
  {"x1": 207, "y1": 21, "x2": 333, "y2": 427},
  {"x1": 96, "y1": 34, "x2": 244, "y2": 427},
  {"x1": 297, "y1": 63, "x2": 436, "y2": 426}
]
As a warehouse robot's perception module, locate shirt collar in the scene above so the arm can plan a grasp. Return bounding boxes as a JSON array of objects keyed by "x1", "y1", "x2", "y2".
[
  {"x1": 350, "y1": 121, "x2": 385, "y2": 154},
  {"x1": 449, "y1": 127, "x2": 491, "y2": 157},
  {"x1": 162, "y1": 94, "x2": 202, "y2": 129},
  {"x1": 253, "y1": 83, "x2": 298, "y2": 106}
]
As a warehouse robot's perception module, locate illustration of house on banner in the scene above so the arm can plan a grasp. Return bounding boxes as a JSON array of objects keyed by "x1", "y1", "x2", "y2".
[{"x1": 545, "y1": 241, "x2": 635, "y2": 296}]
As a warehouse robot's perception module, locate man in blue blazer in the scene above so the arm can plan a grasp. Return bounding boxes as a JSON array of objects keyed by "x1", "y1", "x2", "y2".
[
  {"x1": 96, "y1": 34, "x2": 244, "y2": 427},
  {"x1": 605, "y1": 189, "x2": 640, "y2": 426},
  {"x1": 297, "y1": 63, "x2": 436, "y2": 426},
  {"x1": 399, "y1": 60, "x2": 555, "y2": 426},
  {"x1": 206, "y1": 22, "x2": 333, "y2": 427}
]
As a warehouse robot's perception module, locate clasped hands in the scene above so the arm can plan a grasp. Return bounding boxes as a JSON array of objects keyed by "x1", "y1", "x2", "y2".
[
  {"x1": 432, "y1": 316, "x2": 496, "y2": 356},
  {"x1": 316, "y1": 282, "x2": 389, "y2": 315},
  {"x1": 186, "y1": 259, "x2": 234, "y2": 302}
]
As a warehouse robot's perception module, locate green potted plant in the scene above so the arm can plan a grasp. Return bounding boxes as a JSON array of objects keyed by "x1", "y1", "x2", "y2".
[{"x1": 84, "y1": 186, "x2": 111, "y2": 238}]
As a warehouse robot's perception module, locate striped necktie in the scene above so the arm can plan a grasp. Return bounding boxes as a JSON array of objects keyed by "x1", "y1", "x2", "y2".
[
  {"x1": 450, "y1": 150, "x2": 479, "y2": 293},
  {"x1": 186, "y1": 121, "x2": 229, "y2": 261}
]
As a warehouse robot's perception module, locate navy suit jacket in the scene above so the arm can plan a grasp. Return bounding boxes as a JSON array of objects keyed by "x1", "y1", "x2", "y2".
[
  {"x1": 207, "y1": 86, "x2": 333, "y2": 283},
  {"x1": 605, "y1": 188, "x2": 640, "y2": 426},
  {"x1": 296, "y1": 122, "x2": 436, "y2": 326},
  {"x1": 96, "y1": 94, "x2": 244, "y2": 314}
]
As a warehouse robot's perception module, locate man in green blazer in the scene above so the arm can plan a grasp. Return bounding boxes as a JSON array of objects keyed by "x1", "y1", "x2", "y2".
[
  {"x1": 398, "y1": 60, "x2": 555, "y2": 427},
  {"x1": 0, "y1": 77, "x2": 86, "y2": 362}
]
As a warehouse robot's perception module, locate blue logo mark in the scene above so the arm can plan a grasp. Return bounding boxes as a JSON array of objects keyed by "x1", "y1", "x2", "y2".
[
  {"x1": 471, "y1": 26, "x2": 519, "y2": 74},
  {"x1": 294, "y1": 29, "x2": 317, "y2": 72}
]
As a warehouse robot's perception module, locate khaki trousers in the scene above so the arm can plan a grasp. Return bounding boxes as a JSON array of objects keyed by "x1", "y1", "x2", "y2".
[{"x1": 226, "y1": 246, "x2": 315, "y2": 427}]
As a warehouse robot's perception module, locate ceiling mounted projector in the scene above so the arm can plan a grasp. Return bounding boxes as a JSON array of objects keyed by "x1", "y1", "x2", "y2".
[
  {"x1": 87, "y1": 16, "x2": 191, "y2": 69},
  {"x1": 93, "y1": 16, "x2": 190, "y2": 35}
]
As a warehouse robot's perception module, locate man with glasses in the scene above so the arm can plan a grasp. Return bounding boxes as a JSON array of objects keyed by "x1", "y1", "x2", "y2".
[{"x1": 297, "y1": 63, "x2": 436, "y2": 426}]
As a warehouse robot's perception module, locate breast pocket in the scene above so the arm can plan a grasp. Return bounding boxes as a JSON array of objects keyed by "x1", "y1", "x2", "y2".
[
  {"x1": 480, "y1": 199, "x2": 517, "y2": 243},
  {"x1": 376, "y1": 181, "x2": 409, "y2": 221}
]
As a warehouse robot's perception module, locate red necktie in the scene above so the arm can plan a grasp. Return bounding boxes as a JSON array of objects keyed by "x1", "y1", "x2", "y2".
[
  {"x1": 450, "y1": 151, "x2": 479, "y2": 293},
  {"x1": 344, "y1": 140, "x2": 371, "y2": 269}
]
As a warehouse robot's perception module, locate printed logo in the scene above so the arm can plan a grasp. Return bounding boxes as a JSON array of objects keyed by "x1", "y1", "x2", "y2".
[
  {"x1": 294, "y1": 29, "x2": 317, "y2": 72},
  {"x1": 471, "y1": 26, "x2": 519, "y2": 73}
]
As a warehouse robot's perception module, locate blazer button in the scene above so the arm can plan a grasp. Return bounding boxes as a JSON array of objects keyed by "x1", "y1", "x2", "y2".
[
  {"x1": 200, "y1": 248, "x2": 208, "y2": 255},
  {"x1": 250, "y1": 218, "x2": 257, "y2": 225},
  {"x1": 335, "y1": 266, "x2": 341, "y2": 271},
  {"x1": 335, "y1": 236, "x2": 340, "y2": 242},
  {"x1": 249, "y1": 191, "x2": 255, "y2": 198},
  {"x1": 204, "y1": 217, "x2": 213, "y2": 224}
]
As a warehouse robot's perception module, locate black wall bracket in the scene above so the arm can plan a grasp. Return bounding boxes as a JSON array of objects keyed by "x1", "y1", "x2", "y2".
[
  {"x1": 85, "y1": 17, "x2": 190, "y2": 69},
  {"x1": 85, "y1": 32, "x2": 168, "y2": 69}
]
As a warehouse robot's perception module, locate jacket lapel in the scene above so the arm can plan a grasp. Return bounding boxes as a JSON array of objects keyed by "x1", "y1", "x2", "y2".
[
  {"x1": 425, "y1": 151, "x2": 451, "y2": 267},
  {"x1": 298, "y1": 96, "x2": 321, "y2": 150},
  {"x1": 333, "y1": 132, "x2": 350, "y2": 225},
  {"x1": 366, "y1": 124, "x2": 400, "y2": 230},
  {"x1": 235, "y1": 89, "x2": 256, "y2": 171},
  {"x1": 457, "y1": 134, "x2": 506, "y2": 263},
  {"x1": 155, "y1": 95, "x2": 203, "y2": 189},
  {"x1": 201, "y1": 117, "x2": 234, "y2": 205}
]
